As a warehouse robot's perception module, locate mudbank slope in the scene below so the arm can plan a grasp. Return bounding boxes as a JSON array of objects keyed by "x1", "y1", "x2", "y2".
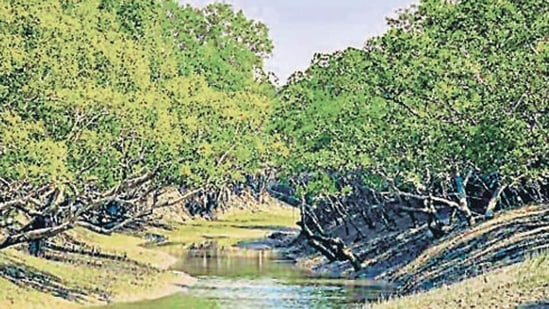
[
  {"x1": 374, "y1": 252, "x2": 548, "y2": 309},
  {"x1": 282, "y1": 204, "x2": 548, "y2": 301}
]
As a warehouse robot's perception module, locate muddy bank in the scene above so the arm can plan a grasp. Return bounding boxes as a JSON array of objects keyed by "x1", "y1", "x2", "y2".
[
  {"x1": 236, "y1": 229, "x2": 299, "y2": 250},
  {"x1": 274, "y1": 204, "x2": 549, "y2": 297}
]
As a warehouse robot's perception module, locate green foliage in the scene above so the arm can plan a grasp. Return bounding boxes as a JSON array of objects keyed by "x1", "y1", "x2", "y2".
[
  {"x1": 0, "y1": 0, "x2": 279, "y2": 191},
  {"x1": 160, "y1": 2, "x2": 274, "y2": 92},
  {"x1": 274, "y1": 0, "x2": 548, "y2": 196},
  {"x1": 1, "y1": 0, "x2": 546, "y2": 203}
]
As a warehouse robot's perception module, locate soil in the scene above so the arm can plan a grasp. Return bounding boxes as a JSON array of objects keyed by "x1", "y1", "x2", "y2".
[{"x1": 274, "y1": 204, "x2": 549, "y2": 297}]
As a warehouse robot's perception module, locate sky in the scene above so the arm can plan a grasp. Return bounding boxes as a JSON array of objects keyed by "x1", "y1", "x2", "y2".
[{"x1": 179, "y1": 0, "x2": 417, "y2": 84}]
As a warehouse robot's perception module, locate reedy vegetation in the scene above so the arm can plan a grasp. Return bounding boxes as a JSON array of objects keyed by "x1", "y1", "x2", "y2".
[{"x1": 0, "y1": 0, "x2": 547, "y2": 264}]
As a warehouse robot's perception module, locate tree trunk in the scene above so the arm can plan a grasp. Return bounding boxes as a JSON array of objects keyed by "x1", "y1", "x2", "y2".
[
  {"x1": 485, "y1": 185, "x2": 507, "y2": 219},
  {"x1": 455, "y1": 173, "x2": 476, "y2": 226},
  {"x1": 299, "y1": 200, "x2": 362, "y2": 271}
]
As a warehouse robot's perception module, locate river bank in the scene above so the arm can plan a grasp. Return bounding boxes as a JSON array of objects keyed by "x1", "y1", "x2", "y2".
[
  {"x1": 373, "y1": 251, "x2": 548, "y2": 309},
  {"x1": 0, "y1": 199, "x2": 299, "y2": 309},
  {"x1": 274, "y1": 203, "x2": 548, "y2": 308},
  {"x1": 1, "y1": 199, "x2": 546, "y2": 308},
  {"x1": 0, "y1": 230, "x2": 196, "y2": 309}
]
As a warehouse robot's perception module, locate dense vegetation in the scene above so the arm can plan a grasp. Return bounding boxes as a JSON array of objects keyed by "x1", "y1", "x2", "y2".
[
  {"x1": 271, "y1": 0, "x2": 547, "y2": 264},
  {"x1": 0, "y1": 0, "x2": 547, "y2": 269},
  {"x1": 0, "y1": 0, "x2": 282, "y2": 252}
]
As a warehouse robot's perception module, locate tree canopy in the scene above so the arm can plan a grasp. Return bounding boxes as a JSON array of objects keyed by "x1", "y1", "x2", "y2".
[
  {"x1": 268, "y1": 0, "x2": 547, "y2": 265},
  {"x1": 0, "y1": 0, "x2": 282, "y2": 249},
  {"x1": 0, "y1": 0, "x2": 281, "y2": 188},
  {"x1": 0, "y1": 0, "x2": 547, "y2": 253},
  {"x1": 273, "y1": 0, "x2": 547, "y2": 197}
]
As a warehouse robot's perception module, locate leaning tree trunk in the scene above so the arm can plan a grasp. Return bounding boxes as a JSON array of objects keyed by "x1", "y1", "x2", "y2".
[
  {"x1": 485, "y1": 184, "x2": 507, "y2": 219},
  {"x1": 298, "y1": 200, "x2": 362, "y2": 271},
  {"x1": 455, "y1": 172, "x2": 476, "y2": 226}
]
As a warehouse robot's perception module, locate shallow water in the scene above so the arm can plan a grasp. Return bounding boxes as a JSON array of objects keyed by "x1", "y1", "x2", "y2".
[{"x1": 156, "y1": 244, "x2": 386, "y2": 309}]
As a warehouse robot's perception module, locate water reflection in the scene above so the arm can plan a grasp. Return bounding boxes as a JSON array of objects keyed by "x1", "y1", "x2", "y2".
[
  {"x1": 171, "y1": 244, "x2": 301, "y2": 279},
  {"x1": 167, "y1": 242, "x2": 386, "y2": 308}
]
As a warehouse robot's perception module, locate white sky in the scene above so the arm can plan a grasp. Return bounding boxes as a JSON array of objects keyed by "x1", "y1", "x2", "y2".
[{"x1": 179, "y1": 0, "x2": 417, "y2": 84}]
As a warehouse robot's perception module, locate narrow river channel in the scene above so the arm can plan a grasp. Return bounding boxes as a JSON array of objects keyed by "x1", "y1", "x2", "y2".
[{"x1": 113, "y1": 242, "x2": 388, "y2": 309}]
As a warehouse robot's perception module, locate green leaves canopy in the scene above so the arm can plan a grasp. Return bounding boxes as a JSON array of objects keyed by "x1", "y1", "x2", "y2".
[
  {"x1": 273, "y1": 0, "x2": 548, "y2": 195},
  {"x1": 0, "y1": 0, "x2": 280, "y2": 191}
]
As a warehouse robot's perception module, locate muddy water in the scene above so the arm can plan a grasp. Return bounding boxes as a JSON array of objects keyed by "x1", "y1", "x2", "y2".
[{"x1": 157, "y1": 244, "x2": 387, "y2": 309}]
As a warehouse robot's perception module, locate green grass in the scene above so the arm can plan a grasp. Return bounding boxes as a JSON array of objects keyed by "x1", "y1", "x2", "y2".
[
  {"x1": 0, "y1": 203, "x2": 298, "y2": 309},
  {"x1": 157, "y1": 203, "x2": 298, "y2": 250},
  {"x1": 372, "y1": 251, "x2": 549, "y2": 309},
  {"x1": 93, "y1": 294, "x2": 217, "y2": 309},
  {"x1": 0, "y1": 275, "x2": 78, "y2": 309},
  {"x1": 0, "y1": 245, "x2": 187, "y2": 309},
  {"x1": 66, "y1": 227, "x2": 176, "y2": 269}
]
